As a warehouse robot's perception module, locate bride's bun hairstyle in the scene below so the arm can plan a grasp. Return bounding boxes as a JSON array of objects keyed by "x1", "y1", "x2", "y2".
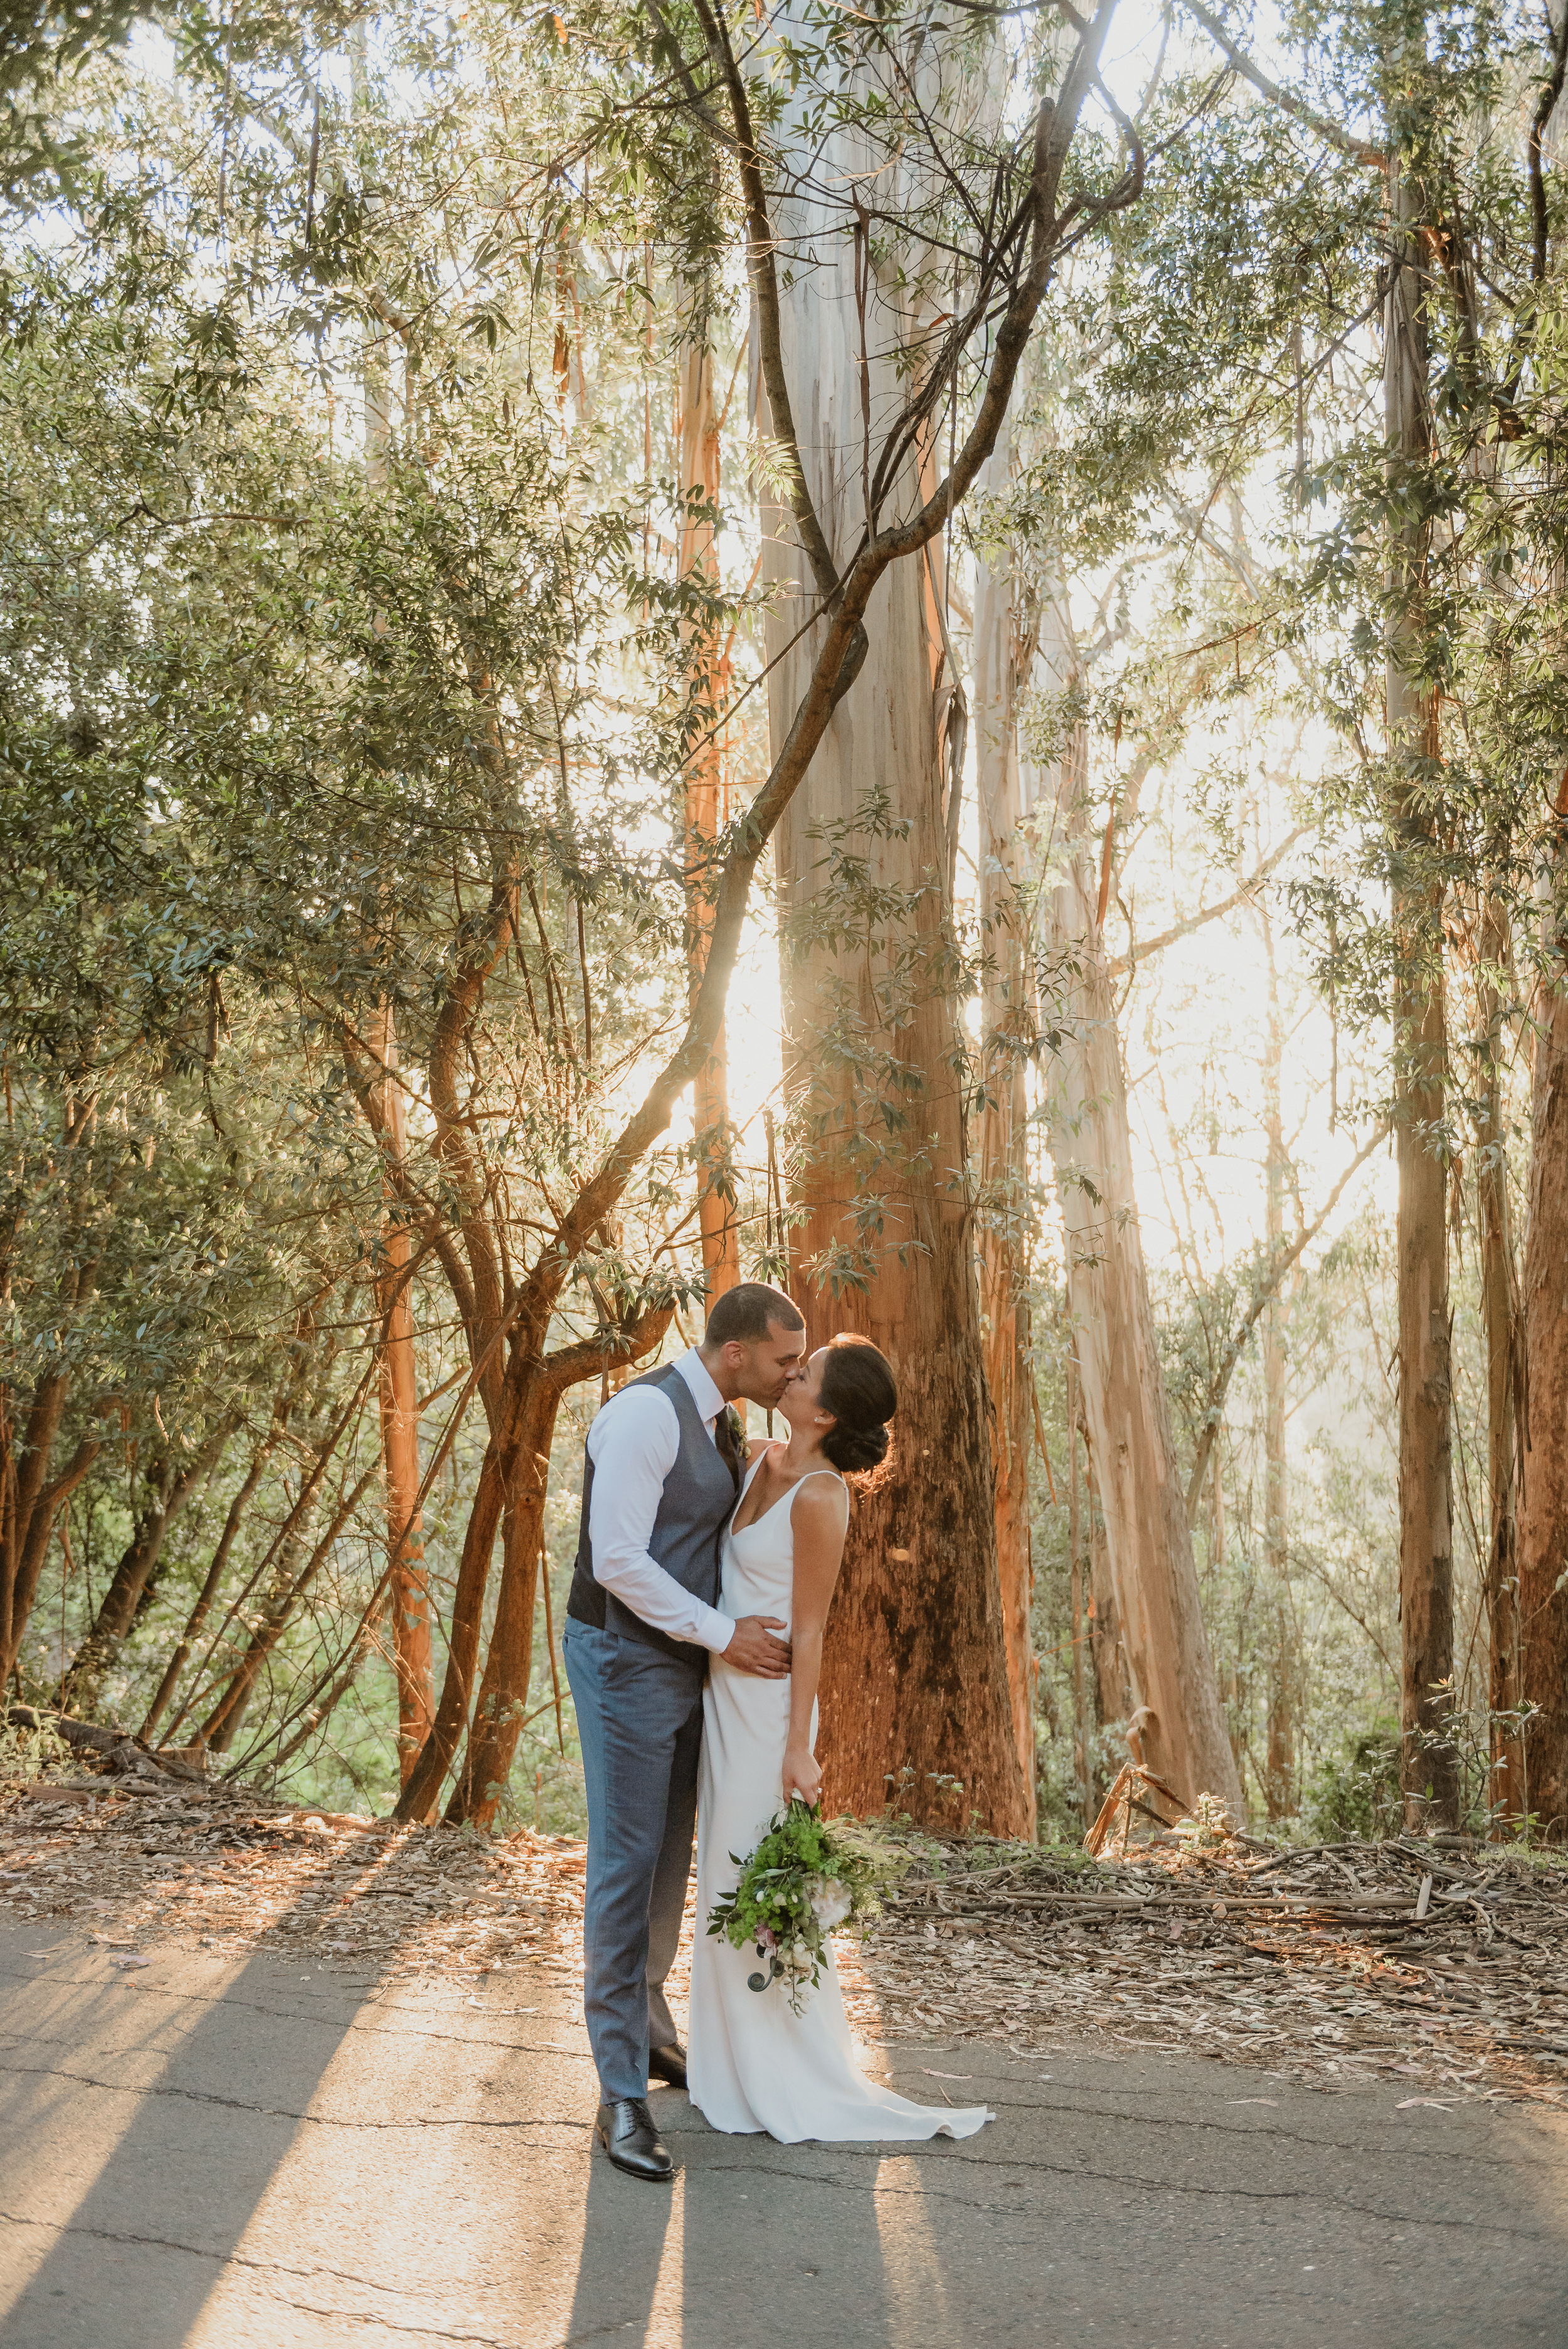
[{"x1": 818, "y1": 1335, "x2": 897, "y2": 1477}]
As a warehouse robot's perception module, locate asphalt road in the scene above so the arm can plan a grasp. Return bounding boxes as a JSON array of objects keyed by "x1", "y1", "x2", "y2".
[{"x1": 1, "y1": 1922, "x2": 1564, "y2": 2347}]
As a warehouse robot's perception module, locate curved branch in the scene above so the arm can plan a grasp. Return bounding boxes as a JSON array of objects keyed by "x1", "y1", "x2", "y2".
[
  {"x1": 1184, "y1": 1120, "x2": 1391, "y2": 1525},
  {"x1": 1107, "y1": 828, "x2": 1306, "y2": 977},
  {"x1": 690, "y1": 0, "x2": 842, "y2": 606},
  {"x1": 507, "y1": 0, "x2": 1133, "y2": 1355},
  {"x1": 1179, "y1": 0, "x2": 1385, "y2": 171}
]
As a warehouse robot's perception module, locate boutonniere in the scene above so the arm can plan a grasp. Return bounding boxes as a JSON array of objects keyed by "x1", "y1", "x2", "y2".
[{"x1": 723, "y1": 1406, "x2": 746, "y2": 1451}]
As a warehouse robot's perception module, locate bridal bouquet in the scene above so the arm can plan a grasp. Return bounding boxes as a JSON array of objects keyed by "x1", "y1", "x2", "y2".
[{"x1": 707, "y1": 1798, "x2": 909, "y2": 2016}]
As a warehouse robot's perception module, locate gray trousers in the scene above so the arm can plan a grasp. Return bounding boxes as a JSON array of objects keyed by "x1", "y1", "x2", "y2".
[{"x1": 563, "y1": 1619, "x2": 704, "y2": 2103}]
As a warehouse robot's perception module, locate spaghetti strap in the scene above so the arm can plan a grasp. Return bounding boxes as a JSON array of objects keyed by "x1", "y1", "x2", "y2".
[{"x1": 730, "y1": 1460, "x2": 845, "y2": 1537}]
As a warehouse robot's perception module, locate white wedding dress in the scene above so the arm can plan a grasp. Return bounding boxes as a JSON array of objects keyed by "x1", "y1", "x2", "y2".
[{"x1": 688, "y1": 1454, "x2": 992, "y2": 2144}]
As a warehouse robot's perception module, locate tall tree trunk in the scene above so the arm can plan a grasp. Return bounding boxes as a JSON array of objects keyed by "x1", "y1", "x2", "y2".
[
  {"x1": 1263, "y1": 1608, "x2": 1296, "y2": 1823},
  {"x1": 1517, "y1": 814, "x2": 1568, "y2": 1838},
  {"x1": 1066, "y1": 1354, "x2": 1091, "y2": 1821},
  {"x1": 758, "y1": 139, "x2": 1027, "y2": 1836},
  {"x1": 1386, "y1": 127, "x2": 1458, "y2": 1828},
  {"x1": 1211, "y1": 1458, "x2": 1249, "y2": 1783},
  {"x1": 1038, "y1": 587, "x2": 1243, "y2": 1817},
  {"x1": 1473, "y1": 889, "x2": 1523, "y2": 1829},
  {"x1": 442, "y1": 1379, "x2": 558, "y2": 1827},
  {"x1": 972, "y1": 442, "x2": 1038, "y2": 1819},
  {"x1": 1260, "y1": 904, "x2": 1296, "y2": 1820},
  {"x1": 371, "y1": 1004, "x2": 433, "y2": 1784},
  {"x1": 678, "y1": 296, "x2": 741, "y2": 1303},
  {"x1": 352, "y1": 71, "x2": 433, "y2": 1789}
]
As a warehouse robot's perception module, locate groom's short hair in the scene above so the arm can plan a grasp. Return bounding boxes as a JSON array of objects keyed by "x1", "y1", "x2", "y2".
[{"x1": 704, "y1": 1281, "x2": 805, "y2": 1347}]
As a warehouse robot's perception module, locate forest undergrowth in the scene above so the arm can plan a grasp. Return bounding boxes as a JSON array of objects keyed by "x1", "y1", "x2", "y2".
[{"x1": 5, "y1": 1749, "x2": 1565, "y2": 2113}]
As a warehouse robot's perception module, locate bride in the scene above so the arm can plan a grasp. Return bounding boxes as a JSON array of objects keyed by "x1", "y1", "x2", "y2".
[{"x1": 687, "y1": 1334, "x2": 992, "y2": 2143}]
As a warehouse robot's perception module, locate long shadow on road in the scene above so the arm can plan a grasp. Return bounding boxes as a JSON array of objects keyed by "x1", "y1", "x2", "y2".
[
  {"x1": 0, "y1": 1929, "x2": 371, "y2": 2348},
  {"x1": 6, "y1": 1927, "x2": 1568, "y2": 2348}
]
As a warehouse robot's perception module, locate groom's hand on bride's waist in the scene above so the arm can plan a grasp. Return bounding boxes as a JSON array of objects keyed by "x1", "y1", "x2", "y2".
[{"x1": 724, "y1": 1616, "x2": 792, "y2": 1677}]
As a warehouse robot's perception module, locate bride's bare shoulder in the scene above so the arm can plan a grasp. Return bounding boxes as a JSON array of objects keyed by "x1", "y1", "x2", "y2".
[
  {"x1": 743, "y1": 1436, "x2": 782, "y2": 1465},
  {"x1": 792, "y1": 1470, "x2": 849, "y2": 1522}
]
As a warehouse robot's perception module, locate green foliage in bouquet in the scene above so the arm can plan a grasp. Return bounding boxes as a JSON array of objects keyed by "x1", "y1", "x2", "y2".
[{"x1": 707, "y1": 1798, "x2": 910, "y2": 2016}]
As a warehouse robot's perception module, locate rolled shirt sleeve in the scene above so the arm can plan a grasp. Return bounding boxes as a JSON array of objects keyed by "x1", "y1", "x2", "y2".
[{"x1": 585, "y1": 1381, "x2": 736, "y2": 1653}]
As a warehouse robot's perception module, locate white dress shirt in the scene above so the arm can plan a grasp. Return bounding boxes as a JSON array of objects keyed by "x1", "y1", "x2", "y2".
[{"x1": 585, "y1": 1348, "x2": 737, "y2": 1653}]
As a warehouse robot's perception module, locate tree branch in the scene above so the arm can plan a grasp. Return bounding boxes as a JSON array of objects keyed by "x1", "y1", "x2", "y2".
[
  {"x1": 1107, "y1": 827, "x2": 1306, "y2": 977},
  {"x1": 689, "y1": 0, "x2": 842, "y2": 609},
  {"x1": 1180, "y1": 0, "x2": 1385, "y2": 171},
  {"x1": 1184, "y1": 1118, "x2": 1391, "y2": 1525},
  {"x1": 502, "y1": 0, "x2": 1138, "y2": 1388}
]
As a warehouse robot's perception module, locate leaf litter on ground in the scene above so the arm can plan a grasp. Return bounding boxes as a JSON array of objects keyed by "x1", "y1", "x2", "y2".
[{"x1": 3, "y1": 1765, "x2": 1565, "y2": 2108}]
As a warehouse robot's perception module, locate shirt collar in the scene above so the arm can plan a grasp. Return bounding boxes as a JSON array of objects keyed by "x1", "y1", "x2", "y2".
[{"x1": 676, "y1": 1346, "x2": 726, "y2": 1425}]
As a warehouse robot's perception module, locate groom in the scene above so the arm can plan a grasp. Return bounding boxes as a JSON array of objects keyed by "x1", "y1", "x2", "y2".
[{"x1": 563, "y1": 1281, "x2": 807, "y2": 2180}]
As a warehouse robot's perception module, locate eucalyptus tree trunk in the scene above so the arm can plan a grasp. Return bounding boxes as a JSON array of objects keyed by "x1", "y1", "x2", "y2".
[
  {"x1": 1066, "y1": 1356, "x2": 1091, "y2": 1818},
  {"x1": 1517, "y1": 815, "x2": 1568, "y2": 1839},
  {"x1": 1037, "y1": 585, "x2": 1243, "y2": 1818},
  {"x1": 1472, "y1": 888, "x2": 1523, "y2": 1828},
  {"x1": 677, "y1": 295, "x2": 739, "y2": 1301},
  {"x1": 972, "y1": 442, "x2": 1038, "y2": 1817},
  {"x1": 1385, "y1": 127, "x2": 1458, "y2": 1828},
  {"x1": 758, "y1": 95, "x2": 1027, "y2": 1835},
  {"x1": 1260, "y1": 903, "x2": 1296, "y2": 1820}
]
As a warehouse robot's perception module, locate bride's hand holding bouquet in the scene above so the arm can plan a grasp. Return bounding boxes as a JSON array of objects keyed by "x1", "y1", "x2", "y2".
[
  {"x1": 781, "y1": 1740, "x2": 822, "y2": 1808},
  {"x1": 706, "y1": 1796, "x2": 909, "y2": 2017}
]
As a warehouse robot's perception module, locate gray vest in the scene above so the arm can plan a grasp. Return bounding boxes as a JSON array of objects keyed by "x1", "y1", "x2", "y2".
[{"x1": 566, "y1": 1363, "x2": 738, "y2": 1670}]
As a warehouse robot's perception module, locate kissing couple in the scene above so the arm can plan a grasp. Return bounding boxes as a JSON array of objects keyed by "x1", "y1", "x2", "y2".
[{"x1": 562, "y1": 1280, "x2": 992, "y2": 2178}]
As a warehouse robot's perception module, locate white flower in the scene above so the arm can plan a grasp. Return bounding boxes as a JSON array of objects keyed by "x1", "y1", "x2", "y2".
[
  {"x1": 784, "y1": 1936, "x2": 816, "y2": 1974},
  {"x1": 807, "y1": 1875, "x2": 852, "y2": 1929}
]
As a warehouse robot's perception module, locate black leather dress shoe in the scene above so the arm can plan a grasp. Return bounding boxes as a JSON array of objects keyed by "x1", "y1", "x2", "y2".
[
  {"x1": 648, "y1": 2041, "x2": 688, "y2": 2091},
  {"x1": 595, "y1": 2097, "x2": 673, "y2": 2181}
]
